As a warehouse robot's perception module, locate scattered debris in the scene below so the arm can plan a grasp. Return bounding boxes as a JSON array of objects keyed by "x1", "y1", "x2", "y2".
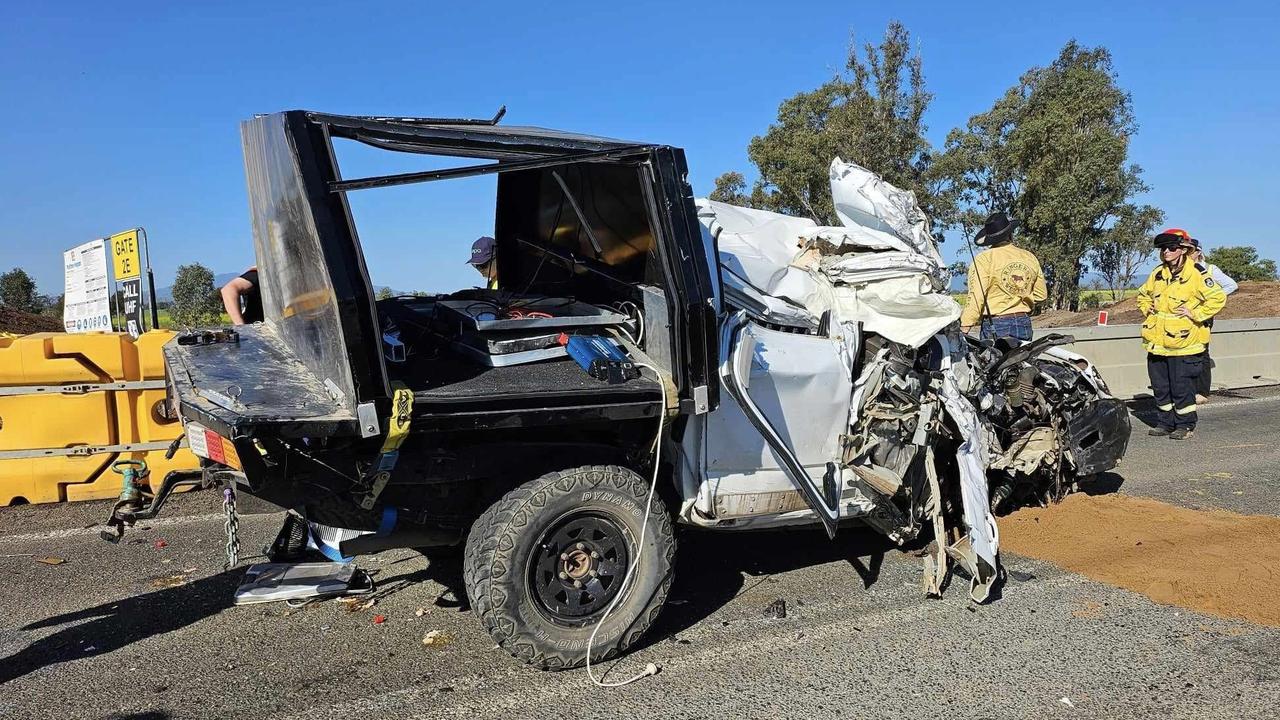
[
  {"x1": 153, "y1": 539, "x2": 168, "y2": 549},
  {"x1": 149, "y1": 573, "x2": 189, "y2": 589},
  {"x1": 338, "y1": 597, "x2": 376, "y2": 612},
  {"x1": 414, "y1": 606, "x2": 429, "y2": 617},
  {"x1": 1008, "y1": 570, "x2": 1036, "y2": 582},
  {"x1": 1060, "y1": 697, "x2": 1075, "y2": 708},
  {"x1": 1072, "y1": 600, "x2": 1105, "y2": 620},
  {"x1": 34, "y1": 556, "x2": 66, "y2": 565},
  {"x1": 762, "y1": 598, "x2": 787, "y2": 620},
  {"x1": 422, "y1": 630, "x2": 453, "y2": 647},
  {"x1": 372, "y1": 614, "x2": 387, "y2": 624}
]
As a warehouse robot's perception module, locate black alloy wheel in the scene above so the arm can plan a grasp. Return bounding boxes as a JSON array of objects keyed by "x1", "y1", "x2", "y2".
[{"x1": 529, "y1": 512, "x2": 630, "y2": 622}]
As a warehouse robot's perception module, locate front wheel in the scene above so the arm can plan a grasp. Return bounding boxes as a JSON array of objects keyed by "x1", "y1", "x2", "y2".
[{"x1": 463, "y1": 465, "x2": 675, "y2": 670}]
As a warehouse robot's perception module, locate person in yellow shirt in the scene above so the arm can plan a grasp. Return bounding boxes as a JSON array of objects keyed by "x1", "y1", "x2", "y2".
[
  {"x1": 1136, "y1": 228, "x2": 1227, "y2": 440},
  {"x1": 960, "y1": 212, "x2": 1047, "y2": 340}
]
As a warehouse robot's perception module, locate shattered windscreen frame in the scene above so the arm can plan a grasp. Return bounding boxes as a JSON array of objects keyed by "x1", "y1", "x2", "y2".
[{"x1": 241, "y1": 113, "x2": 374, "y2": 413}]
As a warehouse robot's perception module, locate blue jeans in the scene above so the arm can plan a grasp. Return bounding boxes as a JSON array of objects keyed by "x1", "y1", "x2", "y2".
[{"x1": 981, "y1": 314, "x2": 1033, "y2": 341}]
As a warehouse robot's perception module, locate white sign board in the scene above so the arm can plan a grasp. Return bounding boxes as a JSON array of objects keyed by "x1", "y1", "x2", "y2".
[{"x1": 63, "y1": 239, "x2": 113, "y2": 333}]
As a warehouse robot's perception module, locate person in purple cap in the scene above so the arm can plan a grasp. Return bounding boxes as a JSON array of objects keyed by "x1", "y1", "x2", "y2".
[{"x1": 468, "y1": 236, "x2": 499, "y2": 290}]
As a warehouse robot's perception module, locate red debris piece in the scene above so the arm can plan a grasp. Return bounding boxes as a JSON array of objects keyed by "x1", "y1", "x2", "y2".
[
  {"x1": 154, "y1": 539, "x2": 168, "y2": 549},
  {"x1": 373, "y1": 614, "x2": 387, "y2": 625}
]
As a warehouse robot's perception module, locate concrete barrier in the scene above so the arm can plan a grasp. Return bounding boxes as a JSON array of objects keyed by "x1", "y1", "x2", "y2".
[{"x1": 1036, "y1": 317, "x2": 1280, "y2": 398}]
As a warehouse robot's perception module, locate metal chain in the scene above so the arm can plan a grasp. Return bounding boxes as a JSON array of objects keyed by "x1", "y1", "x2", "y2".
[{"x1": 222, "y1": 485, "x2": 240, "y2": 569}]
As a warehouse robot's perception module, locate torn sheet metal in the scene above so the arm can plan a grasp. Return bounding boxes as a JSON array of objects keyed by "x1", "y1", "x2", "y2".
[
  {"x1": 233, "y1": 562, "x2": 367, "y2": 605},
  {"x1": 937, "y1": 368, "x2": 1000, "y2": 602},
  {"x1": 829, "y1": 275, "x2": 961, "y2": 348},
  {"x1": 696, "y1": 200, "x2": 826, "y2": 327},
  {"x1": 828, "y1": 158, "x2": 944, "y2": 266}
]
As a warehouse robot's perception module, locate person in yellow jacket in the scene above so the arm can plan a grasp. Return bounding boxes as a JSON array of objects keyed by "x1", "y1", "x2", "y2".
[
  {"x1": 1137, "y1": 228, "x2": 1227, "y2": 440},
  {"x1": 960, "y1": 212, "x2": 1048, "y2": 340}
]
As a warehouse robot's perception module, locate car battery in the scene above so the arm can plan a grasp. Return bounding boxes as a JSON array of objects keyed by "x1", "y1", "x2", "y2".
[{"x1": 558, "y1": 334, "x2": 640, "y2": 384}]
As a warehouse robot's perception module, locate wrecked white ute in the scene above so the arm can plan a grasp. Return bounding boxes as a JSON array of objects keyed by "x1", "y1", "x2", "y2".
[
  {"x1": 151, "y1": 111, "x2": 1129, "y2": 671},
  {"x1": 681, "y1": 159, "x2": 1130, "y2": 602}
]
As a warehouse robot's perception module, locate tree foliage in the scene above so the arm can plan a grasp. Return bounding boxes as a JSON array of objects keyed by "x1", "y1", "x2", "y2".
[
  {"x1": 170, "y1": 263, "x2": 222, "y2": 327},
  {"x1": 1205, "y1": 246, "x2": 1278, "y2": 282},
  {"x1": 937, "y1": 42, "x2": 1145, "y2": 309},
  {"x1": 40, "y1": 293, "x2": 65, "y2": 318},
  {"x1": 717, "y1": 22, "x2": 946, "y2": 224},
  {"x1": 0, "y1": 268, "x2": 42, "y2": 313},
  {"x1": 709, "y1": 171, "x2": 751, "y2": 206},
  {"x1": 1089, "y1": 204, "x2": 1164, "y2": 299}
]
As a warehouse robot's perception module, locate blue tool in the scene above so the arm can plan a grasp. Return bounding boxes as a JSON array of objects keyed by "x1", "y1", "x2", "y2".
[{"x1": 559, "y1": 334, "x2": 640, "y2": 384}]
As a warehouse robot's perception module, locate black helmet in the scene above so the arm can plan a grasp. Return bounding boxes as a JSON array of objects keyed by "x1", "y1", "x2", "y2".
[{"x1": 974, "y1": 212, "x2": 1018, "y2": 247}]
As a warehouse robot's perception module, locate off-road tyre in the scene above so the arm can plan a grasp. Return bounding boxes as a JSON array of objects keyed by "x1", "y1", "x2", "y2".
[{"x1": 463, "y1": 465, "x2": 675, "y2": 670}]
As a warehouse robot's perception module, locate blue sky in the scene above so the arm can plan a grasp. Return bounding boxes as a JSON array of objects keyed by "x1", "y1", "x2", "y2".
[{"x1": 2, "y1": 0, "x2": 1277, "y2": 295}]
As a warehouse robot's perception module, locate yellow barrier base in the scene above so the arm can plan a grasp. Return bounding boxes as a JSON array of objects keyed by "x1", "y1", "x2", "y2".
[{"x1": 1, "y1": 330, "x2": 200, "y2": 505}]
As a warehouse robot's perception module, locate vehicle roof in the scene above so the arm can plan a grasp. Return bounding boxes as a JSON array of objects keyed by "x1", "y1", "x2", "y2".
[{"x1": 300, "y1": 110, "x2": 654, "y2": 160}]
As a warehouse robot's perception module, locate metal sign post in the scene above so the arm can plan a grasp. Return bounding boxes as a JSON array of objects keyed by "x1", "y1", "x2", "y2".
[{"x1": 140, "y1": 228, "x2": 160, "y2": 331}]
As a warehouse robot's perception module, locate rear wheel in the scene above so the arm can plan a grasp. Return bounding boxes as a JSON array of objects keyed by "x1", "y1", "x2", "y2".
[{"x1": 463, "y1": 465, "x2": 674, "y2": 670}]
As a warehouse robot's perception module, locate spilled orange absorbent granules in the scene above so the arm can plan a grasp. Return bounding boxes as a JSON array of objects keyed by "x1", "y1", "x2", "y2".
[{"x1": 998, "y1": 493, "x2": 1280, "y2": 627}]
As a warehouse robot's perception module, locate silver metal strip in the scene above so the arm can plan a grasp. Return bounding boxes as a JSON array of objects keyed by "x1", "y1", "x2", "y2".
[
  {"x1": 0, "y1": 439, "x2": 186, "y2": 460},
  {"x1": 0, "y1": 380, "x2": 167, "y2": 397}
]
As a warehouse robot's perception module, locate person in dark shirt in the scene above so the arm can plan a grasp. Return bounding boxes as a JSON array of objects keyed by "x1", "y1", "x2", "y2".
[
  {"x1": 467, "y1": 236, "x2": 499, "y2": 290},
  {"x1": 220, "y1": 266, "x2": 263, "y2": 325}
]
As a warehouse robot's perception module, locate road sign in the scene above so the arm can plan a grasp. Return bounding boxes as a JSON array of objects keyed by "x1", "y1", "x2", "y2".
[
  {"x1": 63, "y1": 239, "x2": 112, "y2": 333},
  {"x1": 121, "y1": 277, "x2": 144, "y2": 338},
  {"x1": 109, "y1": 229, "x2": 142, "y2": 280}
]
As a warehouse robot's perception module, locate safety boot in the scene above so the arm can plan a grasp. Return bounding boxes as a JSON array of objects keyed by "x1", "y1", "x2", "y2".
[
  {"x1": 1148, "y1": 427, "x2": 1172, "y2": 437},
  {"x1": 1168, "y1": 428, "x2": 1194, "y2": 440}
]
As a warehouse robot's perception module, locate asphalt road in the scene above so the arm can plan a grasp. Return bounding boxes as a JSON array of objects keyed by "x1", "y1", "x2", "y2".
[{"x1": 3, "y1": 388, "x2": 1279, "y2": 720}]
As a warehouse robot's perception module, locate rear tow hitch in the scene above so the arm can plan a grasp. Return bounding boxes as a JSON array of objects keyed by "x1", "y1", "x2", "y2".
[{"x1": 101, "y1": 464, "x2": 206, "y2": 543}]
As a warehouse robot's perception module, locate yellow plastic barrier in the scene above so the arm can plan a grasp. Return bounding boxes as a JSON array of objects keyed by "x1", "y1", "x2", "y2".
[{"x1": 0, "y1": 330, "x2": 199, "y2": 505}]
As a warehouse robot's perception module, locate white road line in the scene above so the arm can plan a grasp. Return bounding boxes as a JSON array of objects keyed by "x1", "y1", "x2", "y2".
[
  {"x1": 0, "y1": 512, "x2": 224, "y2": 544},
  {"x1": 1199, "y1": 391, "x2": 1280, "y2": 409}
]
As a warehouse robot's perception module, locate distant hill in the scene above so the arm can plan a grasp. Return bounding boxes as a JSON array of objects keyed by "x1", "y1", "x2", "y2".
[
  {"x1": 154, "y1": 271, "x2": 240, "y2": 303},
  {"x1": 1037, "y1": 280, "x2": 1280, "y2": 327}
]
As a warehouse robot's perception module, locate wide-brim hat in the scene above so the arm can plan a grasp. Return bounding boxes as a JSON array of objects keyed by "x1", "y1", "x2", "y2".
[{"x1": 974, "y1": 212, "x2": 1018, "y2": 247}]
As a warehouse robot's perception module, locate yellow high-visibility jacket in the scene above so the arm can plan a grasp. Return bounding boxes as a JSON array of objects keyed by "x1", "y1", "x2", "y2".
[
  {"x1": 1136, "y1": 261, "x2": 1227, "y2": 356},
  {"x1": 960, "y1": 244, "x2": 1048, "y2": 327}
]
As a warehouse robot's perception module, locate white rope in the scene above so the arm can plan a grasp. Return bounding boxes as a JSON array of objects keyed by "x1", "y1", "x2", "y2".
[{"x1": 585, "y1": 361, "x2": 664, "y2": 687}]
